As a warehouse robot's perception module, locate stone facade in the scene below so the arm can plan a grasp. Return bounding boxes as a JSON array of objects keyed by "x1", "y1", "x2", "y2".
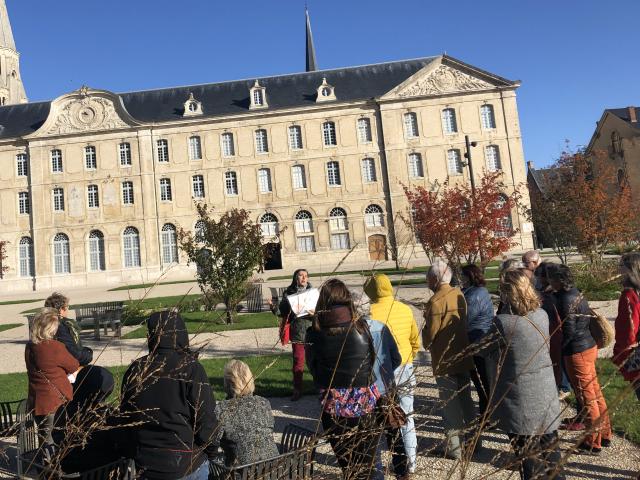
[{"x1": 0, "y1": 56, "x2": 533, "y2": 292}]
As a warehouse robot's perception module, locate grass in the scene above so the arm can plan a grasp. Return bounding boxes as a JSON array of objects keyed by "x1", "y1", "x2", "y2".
[
  {"x1": 390, "y1": 277, "x2": 500, "y2": 288},
  {"x1": 122, "y1": 311, "x2": 279, "y2": 339},
  {"x1": 0, "y1": 298, "x2": 44, "y2": 306},
  {"x1": 597, "y1": 359, "x2": 639, "y2": 444},
  {"x1": 0, "y1": 354, "x2": 313, "y2": 404},
  {"x1": 108, "y1": 280, "x2": 196, "y2": 292},
  {"x1": 0, "y1": 323, "x2": 21, "y2": 333}
]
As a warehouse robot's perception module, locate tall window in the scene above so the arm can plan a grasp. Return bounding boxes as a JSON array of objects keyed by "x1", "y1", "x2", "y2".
[
  {"x1": 361, "y1": 158, "x2": 377, "y2": 183},
  {"x1": 480, "y1": 104, "x2": 496, "y2": 129},
  {"x1": 195, "y1": 220, "x2": 206, "y2": 242},
  {"x1": 87, "y1": 184, "x2": 99, "y2": 208},
  {"x1": 408, "y1": 153, "x2": 424, "y2": 178},
  {"x1": 257, "y1": 168, "x2": 273, "y2": 193},
  {"x1": 84, "y1": 146, "x2": 97, "y2": 169},
  {"x1": 192, "y1": 175, "x2": 205, "y2": 198},
  {"x1": 365, "y1": 204, "x2": 384, "y2": 227},
  {"x1": 259, "y1": 213, "x2": 279, "y2": 237},
  {"x1": 292, "y1": 165, "x2": 306, "y2": 189},
  {"x1": 225, "y1": 171, "x2": 238, "y2": 195},
  {"x1": 442, "y1": 108, "x2": 458, "y2": 134},
  {"x1": 327, "y1": 161, "x2": 341, "y2": 186},
  {"x1": 289, "y1": 125, "x2": 303, "y2": 150},
  {"x1": 322, "y1": 121, "x2": 337, "y2": 146},
  {"x1": 119, "y1": 142, "x2": 132, "y2": 166},
  {"x1": 329, "y1": 207, "x2": 350, "y2": 250},
  {"x1": 295, "y1": 210, "x2": 315, "y2": 252},
  {"x1": 88, "y1": 230, "x2": 106, "y2": 271},
  {"x1": 255, "y1": 129, "x2": 269, "y2": 153},
  {"x1": 18, "y1": 191, "x2": 30, "y2": 214},
  {"x1": 403, "y1": 112, "x2": 419, "y2": 138},
  {"x1": 19, "y1": 237, "x2": 34, "y2": 277},
  {"x1": 221, "y1": 132, "x2": 235, "y2": 157},
  {"x1": 157, "y1": 139, "x2": 169, "y2": 163},
  {"x1": 253, "y1": 89, "x2": 264, "y2": 106},
  {"x1": 189, "y1": 136, "x2": 202, "y2": 160},
  {"x1": 447, "y1": 149, "x2": 463, "y2": 175},
  {"x1": 160, "y1": 178, "x2": 172, "y2": 201},
  {"x1": 53, "y1": 233, "x2": 70, "y2": 274},
  {"x1": 51, "y1": 149, "x2": 63, "y2": 173},
  {"x1": 485, "y1": 145, "x2": 502, "y2": 172},
  {"x1": 495, "y1": 194, "x2": 512, "y2": 238},
  {"x1": 53, "y1": 187, "x2": 65, "y2": 212},
  {"x1": 16, "y1": 153, "x2": 28, "y2": 177},
  {"x1": 123, "y1": 227, "x2": 141, "y2": 267},
  {"x1": 122, "y1": 181, "x2": 134, "y2": 205},
  {"x1": 161, "y1": 224, "x2": 178, "y2": 264},
  {"x1": 357, "y1": 118, "x2": 372, "y2": 143}
]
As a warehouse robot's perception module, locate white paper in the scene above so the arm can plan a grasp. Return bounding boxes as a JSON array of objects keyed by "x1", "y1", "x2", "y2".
[
  {"x1": 287, "y1": 288, "x2": 320, "y2": 318},
  {"x1": 67, "y1": 373, "x2": 77, "y2": 384}
]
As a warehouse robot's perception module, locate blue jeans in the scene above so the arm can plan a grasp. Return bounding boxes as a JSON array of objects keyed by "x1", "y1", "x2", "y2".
[
  {"x1": 394, "y1": 363, "x2": 416, "y2": 468},
  {"x1": 178, "y1": 460, "x2": 209, "y2": 480}
]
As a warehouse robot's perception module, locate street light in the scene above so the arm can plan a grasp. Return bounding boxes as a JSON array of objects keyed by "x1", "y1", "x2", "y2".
[{"x1": 463, "y1": 134, "x2": 478, "y2": 193}]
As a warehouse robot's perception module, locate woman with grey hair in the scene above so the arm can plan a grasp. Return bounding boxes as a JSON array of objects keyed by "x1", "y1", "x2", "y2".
[
  {"x1": 213, "y1": 360, "x2": 279, "y2": 467},
  {"x1": 613, "y1": 252, "x2": 640, "y2": 400}
]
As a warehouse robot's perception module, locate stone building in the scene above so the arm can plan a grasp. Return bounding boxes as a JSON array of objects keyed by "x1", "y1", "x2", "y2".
[{"x1": 0, "y1": 3, "x2": 532, "y2": 292}]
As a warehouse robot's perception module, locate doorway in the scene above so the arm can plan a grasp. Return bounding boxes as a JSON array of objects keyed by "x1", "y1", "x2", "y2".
[{"x1": 368, "y1": 235, "x2": 387, "y2": 261}]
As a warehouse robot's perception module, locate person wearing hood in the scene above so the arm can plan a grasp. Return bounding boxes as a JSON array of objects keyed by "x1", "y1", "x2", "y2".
[
  {"x1": 120, "y1": 310, "x2": 217, "y2": 480},
  {"x1": 363, "y1": 274, "x2": 420, "y2": 474},
  {"x1": 277, "y1": 268, "x2": 313, "y2": 401}
]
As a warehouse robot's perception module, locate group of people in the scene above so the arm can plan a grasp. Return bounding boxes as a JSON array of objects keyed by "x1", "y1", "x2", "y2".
[{"x1": 22, "y1": 249, "x2": 640, "y2": 480}]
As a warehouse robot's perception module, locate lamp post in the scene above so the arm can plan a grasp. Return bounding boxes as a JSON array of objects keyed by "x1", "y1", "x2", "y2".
[{"x1": 463, "y1": 135, "x2": 478, "y2": 193}]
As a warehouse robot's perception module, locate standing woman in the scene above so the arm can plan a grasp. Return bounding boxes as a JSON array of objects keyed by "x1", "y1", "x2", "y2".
[
  {"x1": 612, "y1": 252, "x2": 640, "y2": 400},
  {"x1": 277, "y1": 269, "x2": 313, "y2": 401},
  {"x1": 25, "y1": 308, "x2": 80, "y2": 445},
  {"x1": 482, "y1": 270, "x2": 564, "y2": 480},
  {"x1": 306, "y1": 279, "x2": 379, "y2": 480},
  {"x1": 550, "y1": 264, "x2": 612, "y2": 454}
]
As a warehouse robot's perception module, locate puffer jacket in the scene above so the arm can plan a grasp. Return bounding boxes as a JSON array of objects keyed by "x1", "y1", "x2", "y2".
[
  {"x1": 462, "y1": 286, "x2": 495, "y2": 343},
  {"x1": 554, "y1": 287, "x2": 596, "y2": 356},
  {"x1": 364, "y1": 274, "x2": 420, "y2": 364}
]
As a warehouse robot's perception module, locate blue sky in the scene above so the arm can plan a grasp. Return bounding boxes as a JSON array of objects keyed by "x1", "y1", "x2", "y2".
[{"x1": 7, "y1": 0, "x2": 639, "y2": 167}]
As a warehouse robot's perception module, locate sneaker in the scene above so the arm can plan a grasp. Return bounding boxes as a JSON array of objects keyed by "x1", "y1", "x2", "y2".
[
  {"x1": 408, "y1": 462, "x2": 417, "y2": 474},
  {"x1": 601, "y1": 439, "x2": 612, "y2": 448},
  {"x1": 559, "y1": 422, "x2": 585, "y2": 431}
]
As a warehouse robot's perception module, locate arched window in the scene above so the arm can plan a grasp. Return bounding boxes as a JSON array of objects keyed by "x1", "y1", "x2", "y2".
[
  {"x1": 480, "y1": 104, "x2": 496, "y2": 129},
  {"x1": 408, "y1": 153, "x2": 424, "y2": 178},
  {"x1": 295, "y1": 210, "x2": 315, "y2": 252},
  {"x1": 53, "y1": 233, "x2": 70, "y2": 274},
  {"x1": 447, "y1": 149, "x2": 463, "y2": 175},
  {"x1": 495, "y1": 194, "x2": 513, "y2": 238},
  {"x1": 326, "y1": 161, "x2": 341, "y2": 186},
  {"x1": 329, "y1": 207, "x2": 350, "y2": 250},
  {"x1": 189, "y1": 136, "x2": 202, "y2": 160},
  {"x1": 195, "y1": 220, "x2": 206, "y2": 242},
  {"x1": 88, "y1": 230, "x2": 106, "y2": 271},
  {"x1": 123, "y1": 227, "x2": 141, "y2": 268},
  {"x1": 322, "y1": 121, "x2": 337, "y2": 146},
  {"x1": 365, "y1": 204, "x2": 384, "y2": 227},
  {"x1": 441, "y1": 108, "x2": 458, "y2": 134},
  {"x1": 19, "y1": 237, "x2": 34, "y2": 277},
  {"x1": 161, "y1": 224, "x2": 178, "y2": 264},
  {"x1": 485, "y1": 145, "x2": 502, "y2": 172},
  {"x1": 403, "y1": 112, "x2": 419, "y2": 138},
  {"x1": 259, "y1": 213, "x2": 279, "y2": 237}
]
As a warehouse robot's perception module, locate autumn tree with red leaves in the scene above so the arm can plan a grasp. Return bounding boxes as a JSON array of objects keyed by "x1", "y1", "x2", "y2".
[{"x1": 404, "y1": 171, "x2": 521, "y2": 276}]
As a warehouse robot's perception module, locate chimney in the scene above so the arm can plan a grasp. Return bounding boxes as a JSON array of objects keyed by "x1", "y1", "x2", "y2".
[
  {"x1": 629, "y1": 106, "x2": 637, "y2": 123},
  {"x1": 527, "y1": 161, "x2": 534, "y2": 171}
]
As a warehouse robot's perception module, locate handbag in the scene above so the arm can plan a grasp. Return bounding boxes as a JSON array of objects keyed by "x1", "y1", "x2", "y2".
[
  {"x1": 588, "y1": 308, "x2": 615, "y2": 349},
  {"x1": 375, "y1": 393, "x2": 407, "y2": 429}
]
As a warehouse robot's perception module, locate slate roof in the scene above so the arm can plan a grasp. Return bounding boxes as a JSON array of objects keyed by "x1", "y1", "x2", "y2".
[
  {"x1": 527, "y1": 166, "x2": 560, "y2": 195},
  {"x1": 607, "y1": 107, "x2": 640, "y2": 129}
]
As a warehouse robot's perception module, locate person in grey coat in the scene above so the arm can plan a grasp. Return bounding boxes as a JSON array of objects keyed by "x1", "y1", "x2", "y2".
[
  {"x1": 213, "y1": 360, "x2": 279, "y2": 468},
  {"x1": 480, "y1": 269, "x2": 565, "y2": 480}
]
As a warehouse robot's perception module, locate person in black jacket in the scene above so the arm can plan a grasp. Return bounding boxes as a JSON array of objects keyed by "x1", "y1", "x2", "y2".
[
  {"x1": 305, "y1": 279, "x2": 380, "y2": 480},
  {"x1": 120, "y1": 310, "x2": 217, "y2": 480},
  {"x1": 549, "y1": 265, "x2": 612, "y2": 454}
]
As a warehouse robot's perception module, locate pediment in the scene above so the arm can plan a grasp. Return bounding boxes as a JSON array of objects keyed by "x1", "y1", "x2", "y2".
[
  {"x1": 382, "y1": 57, "x2": 511, "y2": 100},
  {"x1": 28, "y1": 86, "x2": 141, "y2": 138}
]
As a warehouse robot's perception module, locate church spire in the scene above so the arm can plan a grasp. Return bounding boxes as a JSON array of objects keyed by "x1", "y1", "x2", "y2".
[
  {"x1": 305, "y1": 7, "x2": 318, "y2": 72},
  {"x1": 0, "y1": 0, "x2": 27, "y2": 105}
]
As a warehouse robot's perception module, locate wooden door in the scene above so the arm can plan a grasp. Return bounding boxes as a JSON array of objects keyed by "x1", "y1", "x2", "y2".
[{"x1": 368, "y1": 235, "x2": 387, "y2": 261}]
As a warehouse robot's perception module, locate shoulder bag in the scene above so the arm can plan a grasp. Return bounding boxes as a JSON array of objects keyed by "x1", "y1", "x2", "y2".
[{"x1": 588, "y1": 308, "x2": 615, "y2": 349}]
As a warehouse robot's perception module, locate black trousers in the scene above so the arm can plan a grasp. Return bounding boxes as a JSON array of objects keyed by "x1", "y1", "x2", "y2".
[
  {"x1": 470, "y1": 355, "x2": 491, "y2": 417},
  {"x1": 321, "y1": 412, "x2": 379, "y2": 480},
  {"x1": 508, "y1": 431, "x2": 565, "y2": 480},
  {"x1": 383, "y1": 424, "x2": 408, "y2": 476}
]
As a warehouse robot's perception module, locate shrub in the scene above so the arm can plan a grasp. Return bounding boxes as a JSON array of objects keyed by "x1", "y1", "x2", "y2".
[{"x1": 571, "y1": 261, "x2": 621, "y2": 301}]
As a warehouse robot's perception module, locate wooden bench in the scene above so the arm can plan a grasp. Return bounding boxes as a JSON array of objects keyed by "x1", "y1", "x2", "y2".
[{"x1": 74, "y1": 301, "x2": 124, "y2": 340}]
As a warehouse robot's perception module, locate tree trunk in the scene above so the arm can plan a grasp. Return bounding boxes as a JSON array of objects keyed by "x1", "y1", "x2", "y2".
[{"x1": 225, "y1": 297, "x2": 233, "y2": 324}]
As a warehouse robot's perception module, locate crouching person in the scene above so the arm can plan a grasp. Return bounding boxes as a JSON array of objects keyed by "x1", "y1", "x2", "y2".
[{"x1": 120, "y1": 310, "x2": 217, "y2": 480}]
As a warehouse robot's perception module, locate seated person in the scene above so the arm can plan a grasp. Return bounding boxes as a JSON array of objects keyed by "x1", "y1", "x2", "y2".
[
  {"x1": 120, "y1": 310, "x2": 217, "y2": 480},
  {"x1": 214, "y1": 360, "x2": 279, "y2": 467}
]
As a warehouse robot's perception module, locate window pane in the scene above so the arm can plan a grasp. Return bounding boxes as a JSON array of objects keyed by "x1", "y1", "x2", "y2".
[
  {"x1": 189, "y1": 136, "x2": 202, "y2": 160},
  {"x1": 192, "y1": 175, "x2": 205, "y2": 198},
  {"x1": 357, "y1": 118, "x2": 372, "y2": 143},
  {"x1": 365, "y1": 205, "x2": 384, "y2": 227},
  {"x1": 19, "y1": 237, "x2": 34, "y2": 277},
  {"x1": 442, "y1": 109, "x2": 458, "y2": 134},
  {"x1": 292, "y1": 165, "x2": 306, "y2": 189},
  {"x1": 447, "y1": 150, "x2": 463, "y2": 175},
  {"x1": 157, "y1": 140, "x2": 169, "y2": 162},
  {"x1": 225, "y1": 172, "x2": 238, "y2": 195},
  {"x1": 18, "y1": 192, "x2": 30, "y2": 214},
  {"x1": 221, "y1": 133, "x2": 235, "y2": 157},
  {"x1": 89, "y1": 231, "x2": 105, "y2": 271},
  {"x1": 289, "y1": 126, "x2": 303, "y2": 150},
  {"x1": 260, "y1": 213, "x2": 279, "y2": 237},
  {"x1": 53, "y1": 234, "x2": 70, "y2": 274},
  {"x1": 17, "y1": 154, "x2": 28, "y2": 177},
  {"x1": 123, "y1": 228, "x2": 141, "y2": 267},
  {"x1": 327, "y1": 161, "x2": 341, "y2": 186},
  {"x1": 408, "y1": 153, "x2": 424, "y2": 178},
  {"x1": 51, "y1": 150, "x2": 63, "y2": 173},
  {"x1": 160, "y1": 178, "x2": 172, "y2": 201},
  {"x1": 162, "y1": 224, "x2": 178, "y2": 263},
  {"x1": 481, "y1": 105, "x2": 496, "y2": 129},
  {"x1": 485, "y1": 145, "x2": 501, "y2": 171},
  {"x1": 361, "y1": 158, "x2": 377, "y2": 182},
  {"x1": 122, "y1": 182, "x2": 134, "y2": 205},
  {"x1": 258, "y1": 168, "x2": 272, "y2": 193},
  {"x1": 87, "y1": 185, "x2": 99, "y2": 208},
  {"x1": 296, "y1": 236, "x2": 315, "y2": 252},
  {"x1": 85, "y1": 146, "x2": 97, "y2": 169},
  {"x1": 255, "y1": 130, "x2": 269, "y2": 153},
  {"x1": 404, "y1": 113, "x2": 419, "y2": 138},
  {"x1": 53, "y1": 188, "x2": 65, "y2": 211},
  {"x1": 120, "y1": 143, "x2": 132, "y2": 166},
  {"x1": 322, "y1": 122, "x2": 337, "y2": 146},
  {"x1": 331, "y1": 233, "x2": 350, "y2": 250}
]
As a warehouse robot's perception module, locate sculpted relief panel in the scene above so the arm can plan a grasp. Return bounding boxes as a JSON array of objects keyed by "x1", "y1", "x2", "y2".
[{"x1": 397, "y1": 65, "x2": 493, "y2": 98}]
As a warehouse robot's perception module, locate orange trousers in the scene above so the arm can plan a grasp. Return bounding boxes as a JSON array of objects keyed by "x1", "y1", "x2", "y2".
[{"x1": 564, "y1": 346, "x2": 612, "y2": 449}]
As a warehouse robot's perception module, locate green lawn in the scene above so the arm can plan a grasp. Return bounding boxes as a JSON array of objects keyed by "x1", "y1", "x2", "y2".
[
  {"x1": 0, "y1": 354, "x2": 313, "y2": 404},
  {"x1": 0, "y1": 298, "x2": 44, "y2": 306},
  {"x1": 122, "y1": 311, "x2": 279, "y2": 339},
  {"x1": 0, "y1": 323, "x2": 22, "y2": 333},
  {"x1": 108, "y1": 280, "x2": 197, "y2": 292},
  {"x1": 596, "y1": 359, "x2": 639, "y2": 444}
]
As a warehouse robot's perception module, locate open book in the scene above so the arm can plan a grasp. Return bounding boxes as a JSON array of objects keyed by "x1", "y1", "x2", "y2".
[{"x1": 287, "y1": 288, "x2": 320, "y2": 318}]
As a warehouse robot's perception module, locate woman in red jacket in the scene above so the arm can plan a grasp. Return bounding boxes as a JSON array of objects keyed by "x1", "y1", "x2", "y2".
[
  {"x1": 613, "y1": 252, "x2": 640, "y2": 401},
  {"x1": 25, "y1": 307, "x2": 80, "y2": 445}
]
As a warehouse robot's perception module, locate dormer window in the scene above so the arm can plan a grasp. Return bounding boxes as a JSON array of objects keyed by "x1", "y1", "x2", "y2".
[
  {"x1": 316, "y1": 78, "x2": 336, "y2": 102},
  {"x1": 250, "y1": 80, "x2": 268, "y2": 109},
  {"x1": 183, "y1": 93, "x2": 203, "y2": 117}
]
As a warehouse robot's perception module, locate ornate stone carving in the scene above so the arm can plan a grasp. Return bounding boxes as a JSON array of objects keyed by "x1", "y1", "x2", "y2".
[
  {"x1": 397, "y1": 65, "x2": 493, "y2": 98},
  {"x1": 46, "y1": 95, "x2": 130, "y2": 135}
]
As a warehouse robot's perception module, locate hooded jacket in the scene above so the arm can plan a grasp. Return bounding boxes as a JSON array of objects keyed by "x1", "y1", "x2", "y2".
[
  {"x1": 278, "y1": 269, "x2": 313, "y2": 343},
  {"x1": 364, "y1": 274, "x2": 420, "y2": 364},
  {"x1": 120, "y1": 311, "x2": 217, "y2": 480}
]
